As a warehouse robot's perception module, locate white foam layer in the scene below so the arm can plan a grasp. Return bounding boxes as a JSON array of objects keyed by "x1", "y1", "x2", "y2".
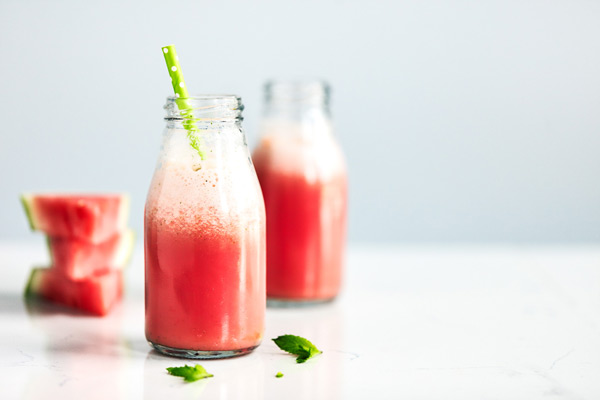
[
  {"x1": 146, "y1": 128, "x2": 263, "y2": 230},
  {"x1": 253, "y1": 119, "x2": 346, "y2": 182}
]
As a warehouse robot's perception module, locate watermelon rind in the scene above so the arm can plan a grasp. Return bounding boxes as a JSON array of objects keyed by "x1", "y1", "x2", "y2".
[
  {"x1": 24, "y1": 268, "x2": 43, "y2": 297},
  {"x1": 114, "y1": 229, "x2": 136, "y2": 268},
  {"x1": 117, "y1": 195, "x2": 131, "y2": 232},
  {"x1": 45, "y1": 236, "x2": 55, "y2": 266},
  {"x1": 20, "y1": 194, "x2": 38, "y2": 231}
]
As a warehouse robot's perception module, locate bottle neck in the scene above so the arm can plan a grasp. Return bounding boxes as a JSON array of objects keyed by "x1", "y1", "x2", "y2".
[
  {"x1": 164, "y1": 95, "x2": 243, "y2": 131},
  {"x1": 261, "y1": 81, "x2": 333, "y2": 143},
  {"x1": 162, "y1": 95, "x2": 248, "y2": 163},
  {"x1": 263, "y1": 80, "x2": 331, "y2": 120}
]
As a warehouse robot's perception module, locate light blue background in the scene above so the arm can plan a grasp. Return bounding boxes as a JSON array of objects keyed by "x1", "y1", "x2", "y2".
[{"x1": 1, "y1": 0, "x2": 599, "y2": 243}]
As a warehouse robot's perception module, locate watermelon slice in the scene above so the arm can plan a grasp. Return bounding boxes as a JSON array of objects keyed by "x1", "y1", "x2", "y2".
[
  {"x1": 47, "y1": 229, "x2": 135, "y2": 280},
  {"x1": 21, "y1": 194, "x2": 130, "y2": 243},
  {"x1": 25, "y1": 268, "x2": 123, "y2": 316}
]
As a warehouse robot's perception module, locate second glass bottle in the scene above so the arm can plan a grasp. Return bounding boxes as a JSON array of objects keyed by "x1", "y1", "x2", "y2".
[{"x1": 253, "y1": 81, "x2": 348, "y2": 305}]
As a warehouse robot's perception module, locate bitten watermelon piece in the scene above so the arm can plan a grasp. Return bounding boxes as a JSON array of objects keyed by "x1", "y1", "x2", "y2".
[
  {"x1": 47, "y1": 230, "x2": 135, "y2": 280},
  {"x1": 25, "y1": 268, "x2": 123, "y2": 316},
  {"x1": 21, "y1": 194, "x2": 130, "y2": 243}
]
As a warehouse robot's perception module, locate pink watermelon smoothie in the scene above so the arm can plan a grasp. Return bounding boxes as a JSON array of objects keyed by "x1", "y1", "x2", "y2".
[
  {"x1": 253, "y1": 132, "x2": 347, "y2": 301},
  {"x1": 254, "y1": 167, "x2": 347, "y2": 300},
  {"x1": 145, "y1": 212, "x2": 264, "y2": 351},
  {"x1": 144, "y1": 155, "x2": 265, "y2": 353}
]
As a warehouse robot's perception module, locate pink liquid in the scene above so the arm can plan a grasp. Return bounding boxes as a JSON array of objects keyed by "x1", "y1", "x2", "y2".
[
  {"x1": 253, "y1": 144, "x2": 347, "y2": 301},
  {"x1": 145, "y1": 211, "x2": 265, "y2": 351}
]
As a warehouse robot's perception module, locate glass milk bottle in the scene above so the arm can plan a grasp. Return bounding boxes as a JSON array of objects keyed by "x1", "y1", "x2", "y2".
[
  {"x1": 252, "y1": 81, "x2": 347, "y2": 305},
  {"x1": 145, "y1": 95, "x2": 266, "y2": 358}
]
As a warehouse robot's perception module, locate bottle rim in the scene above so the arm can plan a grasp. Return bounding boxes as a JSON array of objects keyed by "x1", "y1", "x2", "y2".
[
  {"x1": 164, "y1": 95, "x2": 244, "y2": 122},
  {"x1": 165, "y1": 94, "x2": 241, "y2": 102},
  {"x1": 264, "y1": 80, "x2": 330, "y2": 105}
]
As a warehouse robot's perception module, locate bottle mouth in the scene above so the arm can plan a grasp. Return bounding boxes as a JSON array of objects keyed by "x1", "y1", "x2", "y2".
[
  {"x1": 264, "y1": 80, "x2": 330, "y2": 105},
  {"x1": 164, "y1": 95, "x2": 243, "y2": 121}
]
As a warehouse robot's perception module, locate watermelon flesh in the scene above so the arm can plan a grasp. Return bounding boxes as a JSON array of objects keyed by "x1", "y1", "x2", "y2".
[
  {"x1": 47, "y1": 230, "x2": 135, "y2": 280},
  {"x1": 21, "y1": 194, "x2": 130, "y2": 243},
  {"x1": 26, "y1": 268, "x2": 123, "y2": 316}
]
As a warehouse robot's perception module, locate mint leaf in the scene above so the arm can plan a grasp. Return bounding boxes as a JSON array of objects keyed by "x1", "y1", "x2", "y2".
[
  {"x1": 276, "y1": 371, "x2": 284, "y2": 378},
  {"x1": 272, "y1": 334, "x2": 322, "y2": 363},
  {"x1": 166, "y1": 364, "x2": 213, "y2": 382}
]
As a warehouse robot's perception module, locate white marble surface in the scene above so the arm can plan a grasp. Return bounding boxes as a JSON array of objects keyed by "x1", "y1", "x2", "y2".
[{"x1": 1, "y1": 242, "x2": 599, "y2": 399}]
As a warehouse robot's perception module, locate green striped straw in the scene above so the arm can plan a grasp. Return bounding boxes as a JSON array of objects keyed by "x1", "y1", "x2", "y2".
[{"x1": 162, "y1": 45, "x2": 205, "y2": 160}]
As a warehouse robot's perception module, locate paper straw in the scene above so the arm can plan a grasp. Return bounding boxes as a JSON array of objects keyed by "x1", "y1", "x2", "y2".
[{"x1": 161, "y1": 45, "x2": 205, "y2": 159}]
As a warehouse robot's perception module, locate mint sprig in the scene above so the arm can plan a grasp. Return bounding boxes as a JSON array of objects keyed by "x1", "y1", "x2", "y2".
[
  {"x1": 166, "y1": 364, "x2": 213, "y2": 382},
  {"x1": 272, "y1": 334, "x2": 322, "y2": 363}
]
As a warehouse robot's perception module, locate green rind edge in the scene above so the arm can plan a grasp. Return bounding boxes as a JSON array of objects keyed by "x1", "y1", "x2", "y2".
[
  {"x1": 20, "y1": 194, "x2": 37, "y2": 231},
  {"x1": 117, "y1": 229, "x2": 136, "y2": 268},
  {"x1": 45, "y1": 237, "x2": 55, "y2": 265},
  {"x1": 24, "y1": 268, "x2": 42, "y2": 298}
]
